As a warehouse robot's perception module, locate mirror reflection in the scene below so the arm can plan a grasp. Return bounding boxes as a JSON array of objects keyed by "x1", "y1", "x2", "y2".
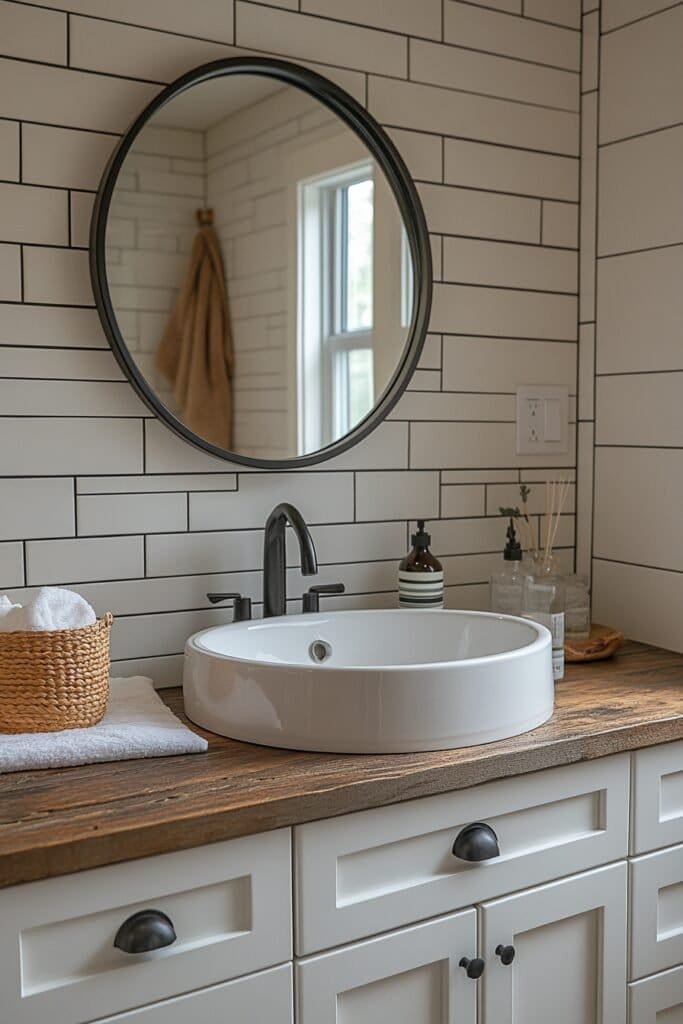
[{"x1": 105, "y1": 73, "x2": 415, "y2": 460}]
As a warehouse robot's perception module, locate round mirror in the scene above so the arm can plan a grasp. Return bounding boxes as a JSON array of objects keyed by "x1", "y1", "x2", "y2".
[{"x1": 91, "y1": 57, "x2": 431, "y2": 468}]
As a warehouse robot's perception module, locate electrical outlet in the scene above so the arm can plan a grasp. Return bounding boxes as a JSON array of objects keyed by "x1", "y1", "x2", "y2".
[{"x1": 516, "y1": 385, "x2": 569, "y2": 456}]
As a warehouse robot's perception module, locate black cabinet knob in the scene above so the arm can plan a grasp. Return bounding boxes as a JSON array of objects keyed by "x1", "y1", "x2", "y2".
[
  {"x1": 452, "y1": 822, "x2": 500, "y2": 862},
  {"x1": 459, "y1": 956, "x2": 485, "y2": 979},
  {"x1": 495, "y1": 943, "x2": 516, "y2": 966},
  {"x1": 114, "y1": 909, "x2": 177, "y2": 954}
]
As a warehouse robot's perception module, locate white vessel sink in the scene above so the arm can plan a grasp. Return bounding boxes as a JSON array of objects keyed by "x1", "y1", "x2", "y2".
[{"x1": 183, "y1": 609, "x2": 554, "y2": 753}]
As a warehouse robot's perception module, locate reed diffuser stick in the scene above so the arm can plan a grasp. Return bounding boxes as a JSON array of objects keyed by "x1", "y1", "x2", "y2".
[{"x1": 541, "y1": 478, "x2": 570, "y2": 570}]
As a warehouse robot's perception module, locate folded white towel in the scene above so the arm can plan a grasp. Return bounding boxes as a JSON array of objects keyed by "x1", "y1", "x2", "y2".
[
  {"x1": 0, "y1": 677, "x2": 208, "y2": 773},
  {"x1": 0, "y1": 587, "x2": 96, "y2": 632}
]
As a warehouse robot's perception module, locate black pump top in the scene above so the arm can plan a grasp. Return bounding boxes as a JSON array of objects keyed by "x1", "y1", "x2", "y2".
[
  {"x1": 503, "y1": 518, "x2": 523, "y2": 561},
  {"x1": 411, "y1": 519, "x2": 432, "y2": 548}
]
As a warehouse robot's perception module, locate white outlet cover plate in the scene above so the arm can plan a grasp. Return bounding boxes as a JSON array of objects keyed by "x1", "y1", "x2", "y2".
[{"x1": 516, "y1": 384, "x2": 569, "y2": 455}]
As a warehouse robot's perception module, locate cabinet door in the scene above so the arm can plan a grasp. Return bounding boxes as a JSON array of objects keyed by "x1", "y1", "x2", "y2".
[
  {"x1": 631, "y1": 843, "x2": 683, "y2": 979},
  {"x1": 482, "y1": 862, "x2": 627, "y2": 1024},
  {"x1": 297, "y1": 909, "x2": 477, "y2": 1024},
  {"x1": 630, "y1": 964, "x2": 683, "y2": 1024}
]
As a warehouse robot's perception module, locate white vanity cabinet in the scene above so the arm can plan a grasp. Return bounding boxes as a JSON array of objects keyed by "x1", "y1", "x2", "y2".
[{"x1": 1, "y1": 740, "x2": 681, "y2": 1024}]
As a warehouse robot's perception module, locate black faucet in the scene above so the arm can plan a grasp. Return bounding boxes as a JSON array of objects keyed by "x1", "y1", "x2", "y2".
[{"x1": 263, "y1": 503, "x2": 318, "y2": 617}]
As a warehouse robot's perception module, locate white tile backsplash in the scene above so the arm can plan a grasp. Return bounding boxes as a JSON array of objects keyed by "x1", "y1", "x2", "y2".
[
  {"x1": 0, "y1": 244, "x2": 21, "y2": 301},
  {"x1": 355, "y1": 472, "x2": 440, "y2": 522},
  {"x1": 596, "y1": 374, "x2": 683, "y2": 447},
  {"x1": 541, "y1": 201, "x2": 579, "y2": 248},
  {"x1": 0, "y1": 479, "x2": 74, "y2": 541},
  {"x1": 444, "y1": 138, "x2": 578, "y2": 201},
  {"x1": 77, "y1": 493, "x2": 189, "y2": 536},
  {"x1": 23, "y1": 247, "x2": 92, "y2": 306},
  {"x1": 594, "y1": 446, "x2": 683, "y2": 571},
  {"x1": 598, "y1": 126, "x2": 683, "y2": 256},
  {"x1": 431, "y1": 283, "x2": 577, "y2": 340},
  {"x1": 442, "y1": 337, "x2": 577, "y2": 394},
  {"x1": 0, "y1": 1, "x2": 66, "y2": 63},
  {"x1": 419, "y1": 181, "x2": 541, "y2": 244},
  {"x1": 189, "y1": 473, "x2": 354, "y2": 531},
  {"x1": 370, "y1": 76, "x2": 579, "y2": 155},
  {"x1": 596, "y1": 246, "x2": 683, "y2": 374},
  {"x1": 444, "y1": 2, "x2": 581, "y2": 70},
  {"x1": 69, "y1": 15, "x2": 233, "y2": 82},
  {"x1": 302, "y1": 0, "x2": 442, "y2": 38},
  {"x1": 409, "y1": 37, "x2": 579, "y2": 111},
  {"x1": 0, "y1": 419, "x2": 143, "y2": 475},
  {"x1": 0, "y1": 119, "x2": 19, "y2": 182},
  {"x1": 442, "y1": 237, "x2": 577, "y2": 292},
  {"x1": 0, "y1": 304, "x2": 106, "y2": 348},
  {"x1": 0, "y1": 0, "x2": 583, "y2": 680},
  {"x1": 236, "y1": 2, "x2": 407, "y2": 77},
  {"x1": 0, "y1": 542, "x2": 24, "y2": 589},
  {"x1": 0, "y1": 183, "x2": 69, "y2": 246},
  {"x1": 26, "y1": 535, "x2": 145, "y2": 585},
  {"x1": 587, "y1": 1, "x2": 683, "y2": 651}
]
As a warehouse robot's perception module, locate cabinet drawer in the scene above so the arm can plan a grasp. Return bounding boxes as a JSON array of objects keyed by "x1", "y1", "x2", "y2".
[
  {"x1": 631, "y1": 843, "x2": 683, "y2": 980},
  {"x1": 295, "y1": 754, "x2": 629, "y2": 954},
  {"x1": 93, "y1": 964, "x2": 293, "y2": 1023},
  {"x1": 633, "y1": 741, "x2": 683, "y2": 854},
  {"x1": 0, "y1": 829, "x2": 292, "y2": 1024},
  {"x1": 629, "y1": 965, "x2": 683, "y2": 1024},
  {"x1": 296, "y1": 909, "x2": 477, "y2": 1024}
]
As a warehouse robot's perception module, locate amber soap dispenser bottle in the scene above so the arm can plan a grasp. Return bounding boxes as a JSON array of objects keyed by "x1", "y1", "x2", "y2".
[{"x1": 399, "y1": 520, "x2": 444, "y2": 609}]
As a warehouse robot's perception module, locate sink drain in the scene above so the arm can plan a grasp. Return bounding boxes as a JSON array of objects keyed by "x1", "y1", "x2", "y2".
[{"x1": 309, "y1": 640, "x2": 332, "y2": 664}]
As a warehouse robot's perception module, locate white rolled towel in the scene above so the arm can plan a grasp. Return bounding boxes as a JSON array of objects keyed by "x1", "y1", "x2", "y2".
[
  {"x1": 0, "y1": 596, "x2": 21, "y2": 619},
  {"x1": 0, "y1": 587, "x2": 97, "y2": 632}
]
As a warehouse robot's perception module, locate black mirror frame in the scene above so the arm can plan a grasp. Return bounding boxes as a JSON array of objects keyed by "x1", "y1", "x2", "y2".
[{"x1": 90, "y1": 56, "x2": 432, "y2": 469}]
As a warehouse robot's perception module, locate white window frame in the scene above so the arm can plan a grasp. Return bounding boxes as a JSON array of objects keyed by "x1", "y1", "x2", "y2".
[{"x1": 296, "y1": 158, "x2": 374, "y2": 453}]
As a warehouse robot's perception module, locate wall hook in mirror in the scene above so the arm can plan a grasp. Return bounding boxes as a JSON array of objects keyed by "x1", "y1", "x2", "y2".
[{"x1": 196, "y1": 207, "x2": 214, "y2": 226}]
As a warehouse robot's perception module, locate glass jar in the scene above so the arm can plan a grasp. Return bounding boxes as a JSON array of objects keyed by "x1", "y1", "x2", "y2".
[
  {"x1": 522, "y1": 557, "x2": 566, "y2": 681},
  {"x1": 564, "y1": 574, "x2": 591, "y2": 639}
]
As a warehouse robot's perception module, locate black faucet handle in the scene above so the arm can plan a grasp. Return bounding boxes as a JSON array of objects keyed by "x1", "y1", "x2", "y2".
[
  {"x1": 302, "y1": 582, "x2": 345, "y2": 613},
  {"x1": 206, "y1": 593, "x2": 252, "y2": 622}
]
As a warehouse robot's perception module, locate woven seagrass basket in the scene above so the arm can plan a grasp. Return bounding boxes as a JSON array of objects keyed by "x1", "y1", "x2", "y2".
[{"x1": 0, "y1": 612, "x2": 113, "y2": 733}]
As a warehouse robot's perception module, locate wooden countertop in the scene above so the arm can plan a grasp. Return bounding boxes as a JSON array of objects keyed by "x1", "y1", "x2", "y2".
[{"x1": 0, "y1": 640, "x2": 681, "y2": 888}]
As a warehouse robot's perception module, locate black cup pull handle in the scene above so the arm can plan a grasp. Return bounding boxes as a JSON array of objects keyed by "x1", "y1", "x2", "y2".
[
  {"x1": 452, "y1": 822, "x2": 500, "y2": 862},
  {"x1": 114, "y1": 909, "x2": 177, "y2": 954},
  {"x1": 495, "y1": 943, "x2": 516, "y2": 966},
  {"x1": 459, "y1": 956, "x2": 485, "y2": 979}
]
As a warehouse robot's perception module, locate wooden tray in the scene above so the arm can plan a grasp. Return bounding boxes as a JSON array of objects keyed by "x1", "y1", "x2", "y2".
[{"x1": 565, "y1": 623, "x2": 625, "y2": 663}]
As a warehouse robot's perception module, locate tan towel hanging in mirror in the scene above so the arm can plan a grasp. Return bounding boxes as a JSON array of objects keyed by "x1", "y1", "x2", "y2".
[{"x1": 155, "y1": 208, "x2": 234, "y2": 448}]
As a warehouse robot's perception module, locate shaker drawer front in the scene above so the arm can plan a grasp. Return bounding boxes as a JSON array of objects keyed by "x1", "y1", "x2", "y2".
[
  {"x1": 629, "y1": 965, "x2": 683, "y2": 1024},
  {"x1": 295, "y1": 754, "x2": 630, "y2": 954},
  {"x1": 631, "y1": 844, "x2": 683, "y2": 980},
  {"x1": 94, "y1": 964, "x2": 293, "y2": 1023},
  {"x1": 0, "y1": 829, "x2": 292, "y2": 1024},
  {"x1": 633, "y1": 741, "x2": 683, "y2": 854}
]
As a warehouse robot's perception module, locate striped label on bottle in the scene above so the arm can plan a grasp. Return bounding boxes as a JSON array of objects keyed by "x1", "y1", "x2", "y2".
[{"x1": 399, "y1": 570, "x2": 444, "y2": 608}]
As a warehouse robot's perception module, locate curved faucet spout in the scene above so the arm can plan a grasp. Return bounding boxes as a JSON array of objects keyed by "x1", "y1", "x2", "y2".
[{"x1": 263, "y1": 503, "x2": 318, "y2": 617}]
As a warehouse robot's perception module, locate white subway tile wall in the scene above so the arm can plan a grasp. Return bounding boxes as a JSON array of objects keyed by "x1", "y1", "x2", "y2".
[
  {"x1": 589, "y1": 0, "x2": 683, "y2": 651},
  {"x1": 0, "y1": 0, "x2": 581, "y2": 683}
]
